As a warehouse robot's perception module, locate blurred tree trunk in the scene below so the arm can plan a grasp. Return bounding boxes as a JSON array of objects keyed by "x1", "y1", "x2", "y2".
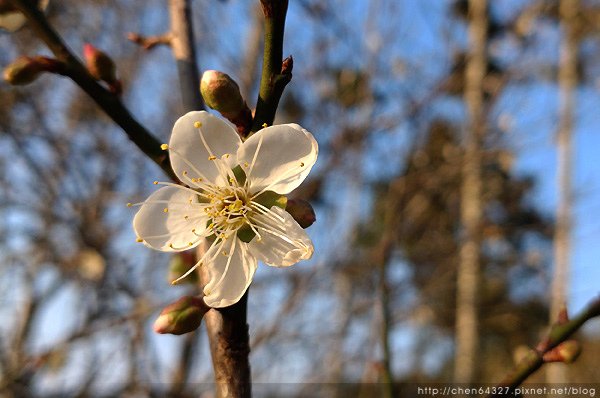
[
  {"x1": 547, "y1": 0, "x2": 578, "y2": 385},
  {"x1": 454, "y1": 0, "x2": 487, "y2": 384}
]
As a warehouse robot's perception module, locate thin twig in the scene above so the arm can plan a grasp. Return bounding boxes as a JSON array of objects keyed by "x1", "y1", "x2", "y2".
[
  {"x1": 8, "y1": 0, "x2": 177, "y2": 181},
  {"x1": 127, "y1": 32, "x2": 173, "y2": 50},
  {"x1": 487, "y1": 295, "x2": 600, "y2": 397}
]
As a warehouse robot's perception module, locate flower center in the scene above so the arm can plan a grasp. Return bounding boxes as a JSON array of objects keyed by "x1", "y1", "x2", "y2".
[{"x1": 202, "y1": 182, "x2": 255, "y2": 241}]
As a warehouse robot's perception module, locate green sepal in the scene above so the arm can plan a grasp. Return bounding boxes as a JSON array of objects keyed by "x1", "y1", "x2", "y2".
[
  {"x1": 253, "y1": 190, "x2": 287, "y2": 209},
  {"x1": 232, "y1": 165, "x2": 247, "y2": 186},
  {"x1": 237, "y1": 224, "x2": 257, "y2": 243}
]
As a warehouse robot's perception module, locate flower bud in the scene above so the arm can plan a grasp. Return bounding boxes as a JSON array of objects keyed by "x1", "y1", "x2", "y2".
[
  {"x1": 201, "y1": 70, "x2": 245, "y2": 114},
  {"x1": 153, "y1": 296, "x2": 209, "y2": 335},
  {"x1": 200, "y1": 70, "x2": 252, "y2": 135},
  {"x1": 83, "y1": 43, "x2": 121, "y2": 94},
  {"x1": 555, "y1": 340, "x2": 581, "y2": 364},
  {"x1": 543, "y1": 340, "x2": 581, "y2": 364},
  {"x1": 167, "y1": 251, "x2": 198, "y2": 285},
  {"x1": 286, "y1": 198, "x2": 316, "y2": 229},
  {"x1": 3, "y1": 56, "x2": 64, "y2": 85}
]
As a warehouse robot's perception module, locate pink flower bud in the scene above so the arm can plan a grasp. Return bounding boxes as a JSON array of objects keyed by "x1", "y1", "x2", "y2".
[
  {"x1": 83, "y1": 44, "x2": 117, "y2": 83},
  {"x1": 153, "y1": 296, "x2": 209, "y2": 335},
  {"x1": 543, "y1": 340, "x2": 581, "y2": 364},
  {"x1": 286, "y1": 198, "x2": 316, "y2": 229}
]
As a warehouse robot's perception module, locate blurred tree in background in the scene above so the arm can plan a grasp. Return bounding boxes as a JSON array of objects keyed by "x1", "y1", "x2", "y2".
[{"x1": 1, "y1": 0, "x2": 599, "y2": 397}]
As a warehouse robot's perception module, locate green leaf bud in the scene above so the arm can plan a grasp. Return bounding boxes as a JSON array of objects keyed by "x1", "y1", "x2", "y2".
[{"x1": 153, "y1": 296, "x2": 209, "y2": 335}]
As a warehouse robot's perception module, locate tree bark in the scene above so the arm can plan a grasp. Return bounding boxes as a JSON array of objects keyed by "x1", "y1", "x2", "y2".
[
  {"x1": 547, "y1": 0, "x2": 578, "y2": 386},
  {"x1": 454, "y1": 0, "x2": 487, "y2": 385}
]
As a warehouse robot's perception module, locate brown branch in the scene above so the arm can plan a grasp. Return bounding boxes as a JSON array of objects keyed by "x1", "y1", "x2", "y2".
[
  {"x1": 8, "y1": 0, "x2": 177, "y2": 181},
  {"x1": 487, "y1": 295, "x2": 600, "y2": 397},
  {"x1": 168, "y1": 0, "x2": 204, "y2": 113}
]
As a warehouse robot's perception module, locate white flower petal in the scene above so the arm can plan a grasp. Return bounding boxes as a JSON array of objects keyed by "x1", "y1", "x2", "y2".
[
  {"x1": 169, "y1": 111, "x2": 242, "y2": 185},
  {"x1": 248, "y1": 207, "x2": 314, "y2": 267},
  {"x1": 238, "y1": 124, "x2": 318, "y2": 195},
  {"x1": 203, "y1": 238, "x2": 258, "y2": 308},
  {"x1": 132, "y1": 186, "x2": 208, "y2": 252}
]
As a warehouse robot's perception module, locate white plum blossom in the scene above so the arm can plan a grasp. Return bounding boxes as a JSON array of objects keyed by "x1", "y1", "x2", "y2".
[{"x1": 131, "y1": 111, "x2": 318, "y2": 308}]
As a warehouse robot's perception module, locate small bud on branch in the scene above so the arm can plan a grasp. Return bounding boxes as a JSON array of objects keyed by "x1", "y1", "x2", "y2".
[
  {"x1": 200, "y1": 70, "x2": 252, "y2": 137},
  {"x1": 286, "y1": 198, "x2": 316, "y2": 228},
  {"x1": 83, "y1": 43, "x2": 122, "y2": 95},
  {"x1": 542, "y1": 340, "x2": 581, "y2": 364},
  {"x1": 153, "y1": 296, "x2": 209, "y2": 335},
  {"x1": 167, "y1": 251, "x2": 198, "y2": 285},
  {"x1": 3, "y1": 55, "x2": 65, "y2": 85}
]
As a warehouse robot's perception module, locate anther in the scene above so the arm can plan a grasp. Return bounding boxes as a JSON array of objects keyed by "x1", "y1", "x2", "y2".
[
  {"x1": 300, "y1": 162, "x2": 305, "y2": 167},
  {"x1": 262, "y1": 123, "x2": 268, "y2": 128},
  {"x1": 208, "y1": 155, "x2": 217, "y2": 160},
  {"x1": 136, "y1": 238, "x2": 143, "y2": 242},
  {"x1": 153, "y1": 181, "x2": 158, "y2": 185},
  {"x1": 163, "y1": 208, "x2": 169, "y2": 213},
  {"x1": 194, "y1": 121, "x2": 202, "y2": 128},
  {"x1": 127, "y1": 203, "x2": 133, "y2": 207},
  {"x1": 160, "y1": 144, "x2": 169, "y2": 150}
]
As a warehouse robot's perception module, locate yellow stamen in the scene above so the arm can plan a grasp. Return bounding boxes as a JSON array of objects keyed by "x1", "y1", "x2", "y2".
[
  {"x1": 127, "y1": 203, "x2": 133, "y2": 207},
  {"x1": 163, "y1": 208, "x2": 169, "y2": 213},
  {"x1": 194, "y1": 121, "x2": 202, "y2": 128},
  {"x1": 262, "y1": 123, "x2": 268, "y2": 128},
  {"x1": 153, "y1": 181, "x2": 158, "y2": 185},
  {"x1": 136, "y1": 238, "x2": 143, "y2": 242},
  {"x1": 160, "y1": 144, "x2": 169, "y2": 150},
  {"x1": 208, "y1": 155, "x2": 217, "y2": 160}
]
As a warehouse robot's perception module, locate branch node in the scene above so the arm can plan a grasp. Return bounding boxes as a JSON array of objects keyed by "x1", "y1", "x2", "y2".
[{"x1": 127, "y1": 32, "x2": 173, "y2": 51}]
